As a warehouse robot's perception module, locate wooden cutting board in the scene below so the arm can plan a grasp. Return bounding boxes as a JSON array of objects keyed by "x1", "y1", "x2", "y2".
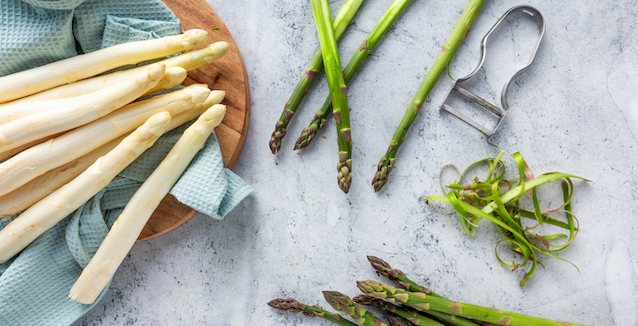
[{"x1": 137, "y1": 0, "x2": 250, "y2": 241}]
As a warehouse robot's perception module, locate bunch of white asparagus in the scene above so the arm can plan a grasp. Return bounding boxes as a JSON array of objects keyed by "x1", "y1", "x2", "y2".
[{"x1": 0, "y1": 30, "x2": 229, "y2": 304}]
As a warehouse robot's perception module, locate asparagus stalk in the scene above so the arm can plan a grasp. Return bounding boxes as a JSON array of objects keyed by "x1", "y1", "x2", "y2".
[
  {"x1": 0, "y1": 112, "x2": 173, "y2": 263},
  {"x1": 0, "y1": 85, "x2": 215, "y2": 197},
  {"x1": 0, "y1": 29, "x2": 208, "y2": 103},
  {"x1": 295, "y1": 0, "x2": 412, "y2": 150},
  {"x1": 323, "y1": 291, "x2": 388, "y2": 326},
  {"x1": 0, "y1": 137, "x2": 123, "y2": 218},
  {"x1": 0, "y1": 67, "x2": 186, "y2": 126},
  {"x1": 268, "y1": 298, "x2": 360, "y2": 326},
  {"x1": 70, "y1": 104, "x2": 227, "y2": 304},
  {"x1": 0, "y1": 63, "x2": 166, "y2": 154},
  {"x1": 372, "y1": 0, "x2": 487, "y2": 192},
  {"x1": 1, "y1": 42, "x2": 228, "y2": 105},
  {"x1": 354, "y1": 295, "x2": 445, "y2": 326},
  {"x1": 357, "y1": 281, "x2": 587, "y2": 326},
  {"x1": 367, "y1": 256, "x2": 481, "y2": 326},
  {"x1": 311, "y1": 0, "x2": 353, "y2": 193},
  {"x1": 0, "y1": 132, "x2": 64, "y2": 162},
  {"x1": 0, "y1": 91, "x2": 220, "y2": 218},
  {"x1": 269, "y1": 0, "x2": 364, "y2": 154}
]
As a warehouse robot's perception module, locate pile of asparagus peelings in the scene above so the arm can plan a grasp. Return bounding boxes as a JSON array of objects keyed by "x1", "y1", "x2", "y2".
[
  {"x1": 269, "y1": 256, "x2": 588, "y2": 326},
  {"x1": 0, "y1": 30, "x2": 228, "y2": 304},
  {"x1": 269, "y1": 0, "x2": 487, "y2": 193}
]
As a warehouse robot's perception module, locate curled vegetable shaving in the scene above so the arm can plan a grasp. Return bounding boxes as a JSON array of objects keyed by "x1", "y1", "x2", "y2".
[{"x1": 426, "y1": 151, "x2": 589, "y2": 286}]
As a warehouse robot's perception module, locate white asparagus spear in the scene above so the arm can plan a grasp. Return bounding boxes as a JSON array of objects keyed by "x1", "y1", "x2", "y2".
[
  {"x1": 0, "y1": 67, "x2": 187, "y2": 126},
  {"x1": 0, "y1": 90, "x2": 225, "y2": 217},
  {"x1": 2, "y1": 42, "x2": 228, "y2": 105},
  {"x1": 0, "y1": 29, "x2": 208, "y2": 103},
  {"x1": 0, "y1": 137, "x2": 123, "y2": 218},
  {"x1": 0, "y1": 132, "x2": 63, "y2": 163},
  {"x1": 0, "y1": 85, "x2": 216, "y2": 197},
  {"x1": 70, "y1": 103, "x2": 227, "y2": 305},
  {"x1": 0, "y1": 112, "x2": 173, "y2": 263},
  {"x1": 143, "y1": 67, "x2": 188, "y2": 96},
  {"x1": 0, "y1": 64, "x2": 166, "y2": 154}
]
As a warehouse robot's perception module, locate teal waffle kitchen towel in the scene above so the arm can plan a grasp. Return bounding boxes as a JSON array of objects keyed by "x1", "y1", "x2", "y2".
[{"x1": 0, "y1": 0, "x2": 254, "y2": 325}]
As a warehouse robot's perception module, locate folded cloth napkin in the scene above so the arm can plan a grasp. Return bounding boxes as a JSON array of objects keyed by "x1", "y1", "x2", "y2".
[{"x1": 0, "y1": 0, "x2": 254, "y2": 325}]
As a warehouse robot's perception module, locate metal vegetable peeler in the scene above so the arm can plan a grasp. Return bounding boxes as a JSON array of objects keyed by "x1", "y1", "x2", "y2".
[{"x1": 440, "y1": 5, "x2": 545, "y2": 145}]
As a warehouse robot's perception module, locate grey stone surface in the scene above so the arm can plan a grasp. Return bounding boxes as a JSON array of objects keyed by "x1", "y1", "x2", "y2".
[{"x1": 75, "y1": 0, "x2": 638, "y2": 325}]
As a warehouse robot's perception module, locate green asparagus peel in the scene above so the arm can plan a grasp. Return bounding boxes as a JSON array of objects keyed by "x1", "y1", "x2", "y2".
[
  {"x1": 366, "y1": 257, "x2": 481, "y2": 326},
  {"x1": 323, "y1": 291, "x2": 388, "y2": 326},
  {"x1": 354, "y1": 295, "x2": 446, "y2": 326},
  {"x1": 268, "y1": 298, "x2": 359, "y2": 326},
  {"x1": 386, "y1": 312, "x2": 412, "y2": 326},
  {"x1": 295, "y1": 0, "x2": 412, "y2": 150},
  {"x1": 311, "y1": 0, "x2": 354, "y2": 193},
  {"x1": 357, "y1": 281, "x2": 588, "y2": 326},
  {"x1": 426, "y1": 151, "x2": 587, "y2": 286},
  {"x1": 269, "y1": 0, "x2": 364, "y2": 154},
  {"x1": 372, "y1": 0, "x2": 487, "y2": 192}
]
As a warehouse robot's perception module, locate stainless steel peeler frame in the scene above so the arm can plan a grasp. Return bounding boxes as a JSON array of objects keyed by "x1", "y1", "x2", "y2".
[{"x1": 440, "y1": 5, "x2": 546, "y2": 145}]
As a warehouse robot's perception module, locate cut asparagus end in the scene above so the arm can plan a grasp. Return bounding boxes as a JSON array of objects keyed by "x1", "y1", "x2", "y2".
[{"x1": 69, "y1": 257, "x2": 114, "y2": 304}]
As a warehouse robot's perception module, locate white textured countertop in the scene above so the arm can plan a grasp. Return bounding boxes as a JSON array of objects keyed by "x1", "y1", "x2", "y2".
[{"x1": 75, "y1": 0, "x2": 638, "y2": 325}]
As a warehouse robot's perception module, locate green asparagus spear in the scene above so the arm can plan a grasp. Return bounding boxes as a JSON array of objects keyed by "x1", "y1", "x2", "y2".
[
  {"x1": 367, "y1": 256, "x2": 437, "y2": 295},
  {"x1": 268, "y1": 298, "x2": 359, "y2": 326},
  {"x1": 269, "y1": 0, "x2": 364, "y2": 154},
  {"x1": 311, "y1": 0, "x2": 353, "y2": 193},
  {"x1": 295, "y1": 0, "x2": 413, "y2": 150},
  {"x1": 386, "y1": 312, "x2": 413, "y2": 326},
  {"x1": 323, "y1": 291, "x2": 389, "y2": 326},
  {"x1": 354, "y1": 295, "x2": 445, "y2": 326},
  {"x1": 357, "y1": 281, "x2": 588, "y2": 326},
  {"x1": 372, "y1": 0, "x2": 487, "y2": 192},
  {"x1": 366, "y1": 256, "x2": 482, "y2": 326}
]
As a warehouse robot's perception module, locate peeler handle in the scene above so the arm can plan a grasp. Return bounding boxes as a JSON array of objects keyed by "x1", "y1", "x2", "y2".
[{"x1": 457, "y1": 5, "x2": 546, "y2": 111}]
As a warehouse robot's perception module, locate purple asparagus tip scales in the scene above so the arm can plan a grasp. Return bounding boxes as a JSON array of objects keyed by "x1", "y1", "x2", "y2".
[{"x1": 268, "y1": 298, "x2": 306, "y2": 313}]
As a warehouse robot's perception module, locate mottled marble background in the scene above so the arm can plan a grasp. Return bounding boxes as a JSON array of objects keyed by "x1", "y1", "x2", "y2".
[{"x1": 75, "y1": 0, "x2": 637, "y2": 325}]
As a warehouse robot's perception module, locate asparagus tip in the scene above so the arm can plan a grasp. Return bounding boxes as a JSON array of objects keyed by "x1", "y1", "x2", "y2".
[
  {"x1": 322, "y1": 291, "x2": 353, "y2": 311},
  {"x1": 294, "y1": 126, "x2": 315, "y2": 150},
  {"x1": 352, "y1": 294, "x2": 375, "y2": 306},
  {"x1": 267, "y1": 298, "x2": 305, "y2": 313},
  {"x1": 372, "y1": 157, "x2": 395, "y2": 192},
  {"x1": 386, "y1": 312, "x2": 411, "y2": 326},
  {"x1": 269, "y1": 129, "x2": 285, "y2": 154},
  {"x1": 338, "y1": 161, "x2": 352, "y2": 193}
]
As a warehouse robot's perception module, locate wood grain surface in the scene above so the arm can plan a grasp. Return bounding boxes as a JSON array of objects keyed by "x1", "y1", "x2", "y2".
[{"x1": 137, "y1": 0, "x2": 250, "y2": 241}]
